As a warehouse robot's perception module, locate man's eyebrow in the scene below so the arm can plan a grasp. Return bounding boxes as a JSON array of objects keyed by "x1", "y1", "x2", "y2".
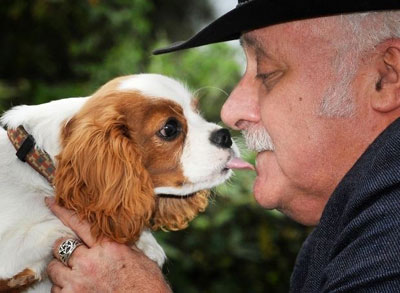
[{"x1": 240, "y1": 34, "x2": 268, "y2": 56}]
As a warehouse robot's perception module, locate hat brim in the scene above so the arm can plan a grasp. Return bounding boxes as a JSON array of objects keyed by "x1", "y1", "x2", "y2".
[{"x1": 153, "y1": 0, "x2": 400, "y2": 55}]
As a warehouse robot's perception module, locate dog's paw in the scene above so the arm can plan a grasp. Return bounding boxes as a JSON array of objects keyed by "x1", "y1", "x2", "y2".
[
  {"x1": 0, "y1": 268, "x2": 39, "y2": 292},
  {"x1": 135, "y1": 230, "x2": 166, "y2": 268}
]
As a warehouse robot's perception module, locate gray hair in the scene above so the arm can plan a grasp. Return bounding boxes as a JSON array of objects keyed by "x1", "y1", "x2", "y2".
[{"x1": 318, "y1": 11, "x2": 400, "y2": 117}]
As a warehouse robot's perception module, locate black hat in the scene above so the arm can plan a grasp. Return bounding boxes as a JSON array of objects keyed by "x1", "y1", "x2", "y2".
[{"x1": 153, "y1": 0, "x2": 400, "y2": 55}]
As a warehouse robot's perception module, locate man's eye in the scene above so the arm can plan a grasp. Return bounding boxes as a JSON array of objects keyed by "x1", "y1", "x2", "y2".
[
  {"x1": 256, "y1": 71, "x2": 278, "y2": 82},
  {"x1": 256, "y1": 71, "x2": 282, "y2": 90},
  {"x1": 158, "y1": 118, "x2": 182, "y2": 141}
]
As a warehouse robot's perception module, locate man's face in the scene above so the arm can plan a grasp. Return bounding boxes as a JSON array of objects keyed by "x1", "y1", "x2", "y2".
[{"x1": 221, "y1": 19, "x2": 372, "y2": 225}]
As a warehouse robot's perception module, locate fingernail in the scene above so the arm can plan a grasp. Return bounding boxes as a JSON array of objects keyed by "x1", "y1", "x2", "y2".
[{"x1": 45, "y1": 197, "x2": 55, "y2": 207}]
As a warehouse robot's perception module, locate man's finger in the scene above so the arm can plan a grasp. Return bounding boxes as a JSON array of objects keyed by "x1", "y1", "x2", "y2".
[
  {"x1": 53, "y1": 237, "x2": 88, "y2": 268},
  {"x1": 47, "y1": 259, "x2": 70, "y2": 288},
  {"x1": 45, "y1": 197, "x2": 96, "y2": 247},
  {"x1": 50, "y1": 285, "x2": 62, "y2": 293}
]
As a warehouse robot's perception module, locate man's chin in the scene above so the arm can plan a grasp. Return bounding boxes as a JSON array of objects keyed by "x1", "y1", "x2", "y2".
[
  {"x1": 254, "y1": 186, "x2": 320, "y2": 226},
  {"x1": 253, "y1": 172, "x2": 278, "y2": 210},
  {"x1": 253, "y1": 151, "x2": 323, "y2": 226}
]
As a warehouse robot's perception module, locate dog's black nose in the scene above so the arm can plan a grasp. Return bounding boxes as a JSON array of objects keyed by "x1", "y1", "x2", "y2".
[{"x1": 210, "y1": 128, "x2": 232, "y2": 149}]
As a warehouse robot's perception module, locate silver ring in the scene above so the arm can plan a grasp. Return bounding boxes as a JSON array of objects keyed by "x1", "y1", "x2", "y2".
[{"x1": 58, "y1": 238, "x2": 83, "y2": 266}]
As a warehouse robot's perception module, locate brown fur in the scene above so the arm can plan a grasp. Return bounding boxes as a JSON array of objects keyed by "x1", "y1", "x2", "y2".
[
  {"x1": 55, "y1": 91, "x2": 157, "y2": 244},
  {"x1": 0, "y1": 268, "x2": 38, "y2": 292},
  {"x1": 55, "y1": 77, "x2": 210, "y2": 244},
  {"x1": 152, "y1": 190, "x2": 210, "y2": 231}
]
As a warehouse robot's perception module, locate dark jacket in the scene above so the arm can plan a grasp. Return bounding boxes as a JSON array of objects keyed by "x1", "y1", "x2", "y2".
[{"x1": 290, "y1": 118, "x2": 400, "y2": 292}]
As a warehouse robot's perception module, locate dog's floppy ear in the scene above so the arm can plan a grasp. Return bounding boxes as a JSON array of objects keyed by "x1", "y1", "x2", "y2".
[
  {"x1": 55, "y1": 108, "x2": 155, "y2": 244},
  {"x1": 151, "y1": 190, "x2": 210, "y2": 231}
]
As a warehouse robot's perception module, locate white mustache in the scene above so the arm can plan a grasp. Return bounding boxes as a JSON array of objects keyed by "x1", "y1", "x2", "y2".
[{"x1": 242, "y1": 125, "x2": 275, "y2": 152}]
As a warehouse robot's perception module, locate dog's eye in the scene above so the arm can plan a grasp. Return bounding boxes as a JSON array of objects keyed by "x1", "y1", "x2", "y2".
[{"x1": 158, "y1": 118, "x2": 181, "y2": 141}]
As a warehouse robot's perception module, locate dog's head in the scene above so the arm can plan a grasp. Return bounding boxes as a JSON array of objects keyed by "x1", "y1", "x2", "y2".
[{"x1": 55, "y1": 74, "x2": 250, "y2": 244}]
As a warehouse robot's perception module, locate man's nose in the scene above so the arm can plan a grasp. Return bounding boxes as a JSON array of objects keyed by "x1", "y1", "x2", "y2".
[{"x1": 221, "y1": 78, "x2": 260, "y2": 130}]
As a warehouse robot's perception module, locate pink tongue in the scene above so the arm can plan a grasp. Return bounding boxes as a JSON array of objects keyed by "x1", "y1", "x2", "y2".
[{"x1": 226, "y1": 157, "x2": 255, "y2": 171}]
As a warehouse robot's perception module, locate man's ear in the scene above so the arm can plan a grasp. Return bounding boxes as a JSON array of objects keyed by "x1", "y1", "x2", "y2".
[{"x1": 371, "y1": 46, "x2": 400, "y2": 113}]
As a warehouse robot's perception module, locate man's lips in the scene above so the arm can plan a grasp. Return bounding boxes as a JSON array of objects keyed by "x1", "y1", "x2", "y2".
[
  {"x1": 226, "y1": 157, "x2": 255, "y2": 171},
  {"x1": 255, "y1": 151, "x2": 271, "y2": 175}
]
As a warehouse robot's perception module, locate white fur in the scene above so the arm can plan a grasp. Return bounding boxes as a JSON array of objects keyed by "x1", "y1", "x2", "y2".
[
  {"x1": 0, "y1": 101, "x2": 83, "y2": 291},
  {"x1": 0, "y1": 74, "x2": 237, "y2": 292},
  {"x1": 119, "y1": 74, "x2": 239, "y2": 196}
]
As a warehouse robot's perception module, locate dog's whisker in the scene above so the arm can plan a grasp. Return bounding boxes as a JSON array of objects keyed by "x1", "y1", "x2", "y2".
[{"x1": 193, "y1": 86, "x2": 229, "y2": 99}]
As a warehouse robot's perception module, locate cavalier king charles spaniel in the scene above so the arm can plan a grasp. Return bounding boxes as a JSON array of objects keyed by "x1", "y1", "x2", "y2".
[{"x1": 0, "y1": 74, "x2": 252, "y2": 292}]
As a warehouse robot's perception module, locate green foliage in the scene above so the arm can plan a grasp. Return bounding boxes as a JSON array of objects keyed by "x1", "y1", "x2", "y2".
[
  {"x1": 148, "y1": 42, "x2": 243, "y2": 123},
  {"x1": 0, "y1": 1, "x2": 310, "y2": 291}
]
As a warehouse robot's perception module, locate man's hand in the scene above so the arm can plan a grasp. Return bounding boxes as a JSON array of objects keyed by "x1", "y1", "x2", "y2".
[{"x1": 45, "y1": 197, "x2": 171, "y2": 293}]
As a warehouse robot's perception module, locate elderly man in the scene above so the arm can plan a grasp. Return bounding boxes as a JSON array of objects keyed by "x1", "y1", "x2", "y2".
[{"x1": 46, "y1": 0, "x2": 400, "y2": 292}]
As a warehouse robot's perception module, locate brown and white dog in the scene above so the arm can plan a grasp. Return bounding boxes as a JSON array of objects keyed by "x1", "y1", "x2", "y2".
[{"x1": 0, "y1": 74, "x2": 252, "y2": 292}]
